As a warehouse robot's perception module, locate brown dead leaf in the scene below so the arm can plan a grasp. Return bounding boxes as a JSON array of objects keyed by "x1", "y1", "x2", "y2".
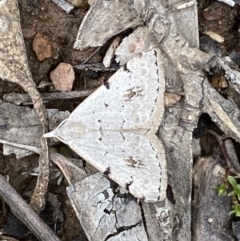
[
  {"x1": 211, "y1": 75, "x2": 228, "y2": 89},
  {"x1": 164, "y1": 92, "x2": 181, "y2": 106},
  {"x1": 33, "y1": 33, "x2": 52, "y2": 61}
]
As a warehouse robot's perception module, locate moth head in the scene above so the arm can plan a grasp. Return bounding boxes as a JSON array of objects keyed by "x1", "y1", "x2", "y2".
[
  {"x1": 43, "y1": 118, "x2": 85, "y2": 145},
  {"x1": 43, "y1": 127, "x2": 67, "y2": 145}
]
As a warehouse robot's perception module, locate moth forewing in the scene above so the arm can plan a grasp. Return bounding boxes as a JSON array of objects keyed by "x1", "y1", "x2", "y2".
[{"x1": 44, "y1": 49, "x2": 167, "y2": 202}]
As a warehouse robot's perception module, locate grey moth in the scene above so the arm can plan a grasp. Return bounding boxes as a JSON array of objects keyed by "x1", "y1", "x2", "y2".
[{"x1": 44, "y1": 49, "x2": 167, "y2": 202}]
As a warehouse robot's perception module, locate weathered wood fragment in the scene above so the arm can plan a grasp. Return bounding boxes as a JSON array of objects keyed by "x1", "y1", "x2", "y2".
[
  {"x1": 0, "y1": 99, "x2": 69, "y2": 158},
  {"x1": 51, "y1": 0, "x2": 74, "y2": 13},
  {"x1": 192, "y1": 157, "x2": 234, "y2": 240},
  {"x1": 74, "y1": 0, "x2": 143, "y2": 50},
  {"x1": 50, "y1": 153, "x2": 148, "y2": 241},
  {"x1": 3, "y1": 91, "x2": 93, "y2": 106}
]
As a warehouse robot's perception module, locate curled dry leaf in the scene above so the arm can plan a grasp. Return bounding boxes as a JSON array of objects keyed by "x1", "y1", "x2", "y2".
[
  {"x1": 33, "y1": 33, "x2": 52, "y2": 61},
  {"x1": 50, "y1": 63, "x2": 75, "y2": 92},
  {"x1": 211, "y1": 75, "x2": 228, "y2": 89},
  {"x1": 164, "y1": 92, "x2": 181, "y2": 106}
]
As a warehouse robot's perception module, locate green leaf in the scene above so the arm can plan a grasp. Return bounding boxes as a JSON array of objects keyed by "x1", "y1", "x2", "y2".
[
  {"x1": 228, "y1": 190, "x2": 237, "y2": 197},
  {"x1": 232, "y1": 204, "x2": 240, "y2": 217},
  {"x1": 212, "y1": 184, "x2": 227, "y2": 196},
  {"x1": 228, "y1": 176, "x2": 237, "y2": 188},
  {"x1": 229, "y1": 210, "x2": 236, "y2": 216}
]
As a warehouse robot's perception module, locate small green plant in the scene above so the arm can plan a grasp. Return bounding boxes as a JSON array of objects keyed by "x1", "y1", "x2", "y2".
[
  {"x1": 213, "y1": 175, "x2": 240, "y2": 217},
  {"x1": 228, "y1": 176, "x2": 240, "y2": 200},
  {"x1": 229, "y1": 204, "x2": 240, "y2": 217},
  {"x1": 212, "y1": 183, "x2": 228, "y2": 196}
]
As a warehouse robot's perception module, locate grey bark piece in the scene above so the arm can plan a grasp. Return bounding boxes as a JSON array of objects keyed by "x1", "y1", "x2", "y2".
[
  {"x1": 115, "y1": 26, "x2": 152, "y2": 65},
  {"x1": 232, "y1": 221, "x2": 240, "y2": 239},
  {"x1": 51, "y1": 0, "x2": 74, "y2": 13},
  {"x1": 202, "y1": 79, "x2": 240, "y2": 143},
  {"x1": 74, "y1": 0, "x2": 198, "y2": 50},
  {"x1": 67, "y1": 173, "x2": 148, "y2": 241},
  {"x1": 155, "y1": 114, "x2": 193, "y2": 241},
  {"x1": 66, "y1": 167, "x2": 146, "y2": 240},
  {"x1": 51, "y1": 154, "x2": 148, "y2": 241},
  {"x1": 192, "y1": 157, "x2": 234, "y2": 241},
  {"x1": 143, "y1": 199, "x2": 181, "y2": 241},
  {"x1": 173, "y1": 0, "x2": 199, "y2": 48},
  {"x1": 0, "y1": 100, "x2": 70, "y2": 158},
  {"x1": 73, "y1": 0, "x2": 142, "y2": 50}
]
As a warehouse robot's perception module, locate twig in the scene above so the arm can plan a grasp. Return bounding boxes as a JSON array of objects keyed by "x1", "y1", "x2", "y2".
[
  {"x1": 3, "y1": 90, "x2": 94, "y2": 106},
  {"x1": 0, "y1": 174, "x2": 61, "y2": 241},
  {"x1": 74, "y1": 63, "x2": 119, "y2": 71},
  {"x1": 82, "y1": 47, "x2": 101, "y2": 64},
  {"x1": 223, "y1": 139, "x2": 240, "y2": 172},
  {"x1": 207, "y1": 130, "x2": 240, "y2": 176},
  {"x1": 16, "y1": 85, "x2": 49, "y2": 214},
  {"x1": 0, "y1": 139, "x2": 42, "y2": 154}
]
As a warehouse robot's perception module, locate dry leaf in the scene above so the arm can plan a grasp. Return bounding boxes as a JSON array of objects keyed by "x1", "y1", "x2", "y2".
[{"x1": 164, "y1": 92, "x2": 181, "y2": 106}]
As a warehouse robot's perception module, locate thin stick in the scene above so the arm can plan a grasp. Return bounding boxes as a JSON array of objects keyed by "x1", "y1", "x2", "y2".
[
  {"x1": 0, "y1": 174, "x2": 61, "y2": 241},
  {"x1": 82, "y1": 47, "x2": 101, "y2": 64},
  {"x1": 4, "y1": 90, "x2": 94, "y2": 106},
  {"x1": 0, "y1": 139, "x2": 42, "y2": 154},
  {"x1": 207, "y1": 130, "x2": 240, "y2": 176}
]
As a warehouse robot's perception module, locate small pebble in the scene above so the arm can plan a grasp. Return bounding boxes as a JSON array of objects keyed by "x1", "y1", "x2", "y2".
[
  {"x1": 50, "y1": 63, "x2": 75, "y2": 92},
  {"x1": 33, "y1": 33, "x2": 52, "y2": 61}
]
